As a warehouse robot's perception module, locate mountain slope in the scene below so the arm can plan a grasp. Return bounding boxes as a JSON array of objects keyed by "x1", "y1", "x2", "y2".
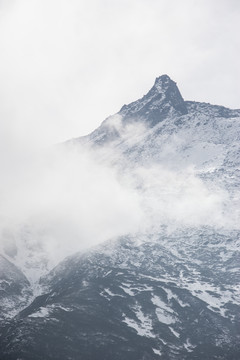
[
  {"x1": 0, "y1": 75, "x2": 240, "y2": 359},
  {"x1": 0, "y1": 254, "x2": 32, "y2": 321},
  {"x1": 0, "y1": 229, "x2": 239, "y2": 359}
]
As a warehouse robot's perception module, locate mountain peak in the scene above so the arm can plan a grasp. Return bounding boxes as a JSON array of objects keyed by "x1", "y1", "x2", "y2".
[
  {"x1": 119, "y1": 74, "x2": 188, "y2": 126},
  {"x1": 150, "y1": 74, "x2": 187, "y2": 114},
  {"x1": 153, "y1": 74, "x2": 172, "y2": 90}
]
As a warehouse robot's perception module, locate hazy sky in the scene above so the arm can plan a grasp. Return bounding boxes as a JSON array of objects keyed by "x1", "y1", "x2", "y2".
[
  {"x1": 0, "y1": 0, "x2": 239, "y2": 279},
  {"x1": 0, "y1": 0, "x2": 239, "y2": 147}
]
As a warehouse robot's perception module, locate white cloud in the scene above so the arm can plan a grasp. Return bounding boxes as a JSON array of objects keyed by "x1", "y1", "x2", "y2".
[
  {"x1": 0, "y1": 145, "x2": 143, "y2": 269},
  {"x1": 0, "y1": 131, "x2": 238, "y2": 281},
  {"x1": 131, "y1": 164, "x2": 229, "y2": 230}
]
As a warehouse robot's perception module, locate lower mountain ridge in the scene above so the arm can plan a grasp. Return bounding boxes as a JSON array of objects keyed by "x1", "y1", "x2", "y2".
[{"x1": 0, "y1": 229, "x2": 240, "y2": 359}]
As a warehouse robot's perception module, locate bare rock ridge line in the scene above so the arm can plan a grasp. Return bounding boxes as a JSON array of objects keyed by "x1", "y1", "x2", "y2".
[{"x1": 69, "y1": 74, "x2": 240, "y2": 146}]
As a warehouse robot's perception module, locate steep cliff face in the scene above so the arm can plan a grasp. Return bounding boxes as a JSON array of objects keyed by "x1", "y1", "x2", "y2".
[{"x1": 0, "y1": 75, "x2": 240, "y2": 359}]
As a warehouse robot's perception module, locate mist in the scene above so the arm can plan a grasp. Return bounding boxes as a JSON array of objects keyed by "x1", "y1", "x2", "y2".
[{"x1": 1, "y1": 118, "x2": 238, "y2": 283}]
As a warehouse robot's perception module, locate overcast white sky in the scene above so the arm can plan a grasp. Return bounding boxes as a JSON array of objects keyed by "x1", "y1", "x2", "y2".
[
  {"x1": 0, "y1": 0, "x2": 239, "y2": 276},
  {"x1": 0, "y1": 0, "x2": 240, "y2": 146}
]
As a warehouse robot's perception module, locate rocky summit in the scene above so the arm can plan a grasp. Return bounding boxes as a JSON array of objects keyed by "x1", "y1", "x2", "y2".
[{"x1": 0, "y1": 76, "x2": 240, "y2": 359}]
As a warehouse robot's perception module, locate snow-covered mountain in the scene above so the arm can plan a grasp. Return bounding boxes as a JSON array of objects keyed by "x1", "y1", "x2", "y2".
[{"x1": 0, "y1": 75, "x2": 240, "y2": 359}]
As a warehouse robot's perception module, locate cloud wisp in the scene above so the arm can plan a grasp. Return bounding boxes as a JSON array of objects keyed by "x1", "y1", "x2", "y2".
[{"x1": 0, "y1": 116, "x2": 238, "y2": 283}]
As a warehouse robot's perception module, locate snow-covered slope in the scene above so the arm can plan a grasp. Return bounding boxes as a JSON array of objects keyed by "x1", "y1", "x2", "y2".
[
  {"x1": 70, "y1": 74, "x2": 240, "y2": 229},
  {"x1": 1, "y1": 229, "x2": 239, "y2": 359},
  {"x1": 0, "y1": 254, "x2": 32, "y2": 321},
  {"x1": 71, "y1": 75, "x2": 240, "y2": 199}
]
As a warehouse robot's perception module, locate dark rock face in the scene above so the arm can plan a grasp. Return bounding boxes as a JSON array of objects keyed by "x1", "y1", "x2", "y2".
[{"x1": 119, "y1": 75, "x2": 188, "y2": 126}]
